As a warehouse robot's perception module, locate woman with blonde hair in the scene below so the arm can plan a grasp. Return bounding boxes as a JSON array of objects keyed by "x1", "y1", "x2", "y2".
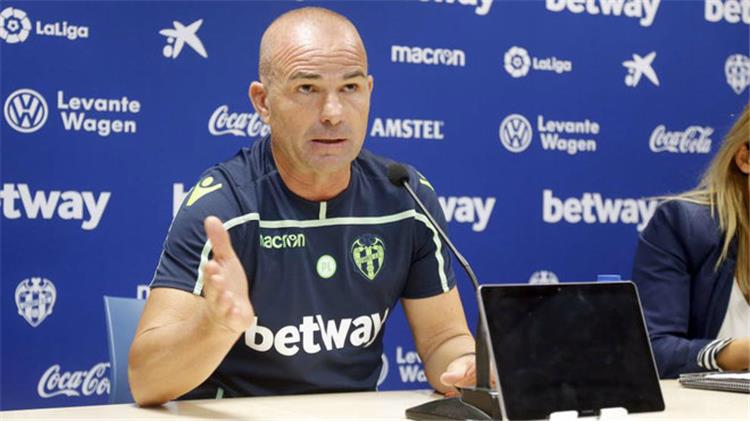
[{"x1": 633, "y1": 105, "x2": 749, "y2": 378}]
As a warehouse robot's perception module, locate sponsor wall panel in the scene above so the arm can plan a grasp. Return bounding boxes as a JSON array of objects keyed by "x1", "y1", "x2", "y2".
[{"x1": 1, "y1": 0, "x2": 747, "y2": 410}]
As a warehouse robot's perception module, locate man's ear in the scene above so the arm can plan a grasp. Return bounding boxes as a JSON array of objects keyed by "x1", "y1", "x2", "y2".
[{"x1": 249, "y1": 82, "x2": 270, "y2": 124}]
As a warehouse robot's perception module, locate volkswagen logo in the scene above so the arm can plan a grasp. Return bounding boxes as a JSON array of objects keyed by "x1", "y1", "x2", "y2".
[{"x1": 4, "y1": 88, "x2": 48, "y2": 133}]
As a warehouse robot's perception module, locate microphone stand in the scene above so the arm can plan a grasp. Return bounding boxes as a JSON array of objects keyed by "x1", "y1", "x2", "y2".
[{"x1": 394, "y1": 174, "x2": 501, "y2": 420}]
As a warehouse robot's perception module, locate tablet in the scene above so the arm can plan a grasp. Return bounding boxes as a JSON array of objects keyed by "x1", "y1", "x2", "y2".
[{"x1": 478, "y1": 282, "x2": 664, "y2": 420}]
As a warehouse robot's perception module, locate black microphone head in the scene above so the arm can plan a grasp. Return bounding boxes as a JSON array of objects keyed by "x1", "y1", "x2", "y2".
[{"x1": 387, "y1": 163, "x2": 410, "y2": 186}]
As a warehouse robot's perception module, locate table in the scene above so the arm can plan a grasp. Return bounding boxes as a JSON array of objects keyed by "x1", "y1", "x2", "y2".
[{"x1": 1, "y1": 381, "x2": 748, "y2": 419}]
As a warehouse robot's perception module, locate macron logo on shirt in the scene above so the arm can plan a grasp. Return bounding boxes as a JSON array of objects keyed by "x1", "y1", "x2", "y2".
[{"x1": 245, "y1": 308, "x2": 389, "y2": 356}]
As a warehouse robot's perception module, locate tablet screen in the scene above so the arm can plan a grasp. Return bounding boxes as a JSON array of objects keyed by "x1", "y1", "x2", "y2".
[{"x1": 480, "y1": 282, "x2": 664, "y2": 420}]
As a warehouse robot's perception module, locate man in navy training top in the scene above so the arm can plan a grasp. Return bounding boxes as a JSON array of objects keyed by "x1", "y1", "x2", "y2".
[{"x1": 129, "y1": 6, "x2": 476, "y2": 406}]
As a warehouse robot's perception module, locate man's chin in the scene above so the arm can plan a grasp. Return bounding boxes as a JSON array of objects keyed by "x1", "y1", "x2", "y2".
[
  {"x1": 307, "y1": 155, "x2": 354, "y2": 172},
  {"x1": 304, "y1": 143, "x2": 361, "y2": 171}
]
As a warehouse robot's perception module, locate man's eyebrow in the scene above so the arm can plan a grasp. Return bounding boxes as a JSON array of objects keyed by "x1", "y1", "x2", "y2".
[
  {"x1": 343, "y1": 70, "x2": 366, "y2": 79},
  {"x1": 289, "y1": 71, "x2": 322, "y2": 81}
]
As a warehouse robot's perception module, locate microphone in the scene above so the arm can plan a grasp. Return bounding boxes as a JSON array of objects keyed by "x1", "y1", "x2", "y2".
[
  {"x1": 388, "y1": 164, "x2": 500, "y2": 420},
  {"x1": 387, "y1": 164, "x2": 480, "y2": 290}
]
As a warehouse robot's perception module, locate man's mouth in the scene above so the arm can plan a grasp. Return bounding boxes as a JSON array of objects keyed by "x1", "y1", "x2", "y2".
[{"x1": 312, "y1": 138, "x2": 347, "y2": 144}]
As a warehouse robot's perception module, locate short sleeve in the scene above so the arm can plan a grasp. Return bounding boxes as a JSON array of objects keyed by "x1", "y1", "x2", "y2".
[
  {"x1": 401, "y1": 168, "x2": 457, "y2": 299},
  {"x1": 150, "y1": 168, "x2": 245, "y2": 295}
]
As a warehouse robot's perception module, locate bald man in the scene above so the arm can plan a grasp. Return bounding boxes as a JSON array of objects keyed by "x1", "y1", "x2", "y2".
[{"x1": 129, "y1": 7, "x2": 476, "y2": 406}]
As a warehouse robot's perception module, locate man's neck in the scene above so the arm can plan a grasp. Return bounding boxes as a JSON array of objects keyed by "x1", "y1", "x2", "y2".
[{"x1": 272, "y1": 147, "x2": 351, "y2": 202}]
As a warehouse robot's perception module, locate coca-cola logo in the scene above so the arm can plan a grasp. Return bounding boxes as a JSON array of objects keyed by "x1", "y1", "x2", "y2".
[
  {"x1": 649, "y1": 125, "x2": 713, "y2": 154},
  {"x1": 37, "y1": 362, "x2": 110, "y2": 398},
  {"x1": 208, "y1": 105, "x2": 270, "y2": 138}
]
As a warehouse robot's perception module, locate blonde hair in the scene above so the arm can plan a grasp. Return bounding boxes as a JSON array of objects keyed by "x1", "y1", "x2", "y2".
[{"x1": 676, "y1": 105, "x2": 749, "y2": 300}]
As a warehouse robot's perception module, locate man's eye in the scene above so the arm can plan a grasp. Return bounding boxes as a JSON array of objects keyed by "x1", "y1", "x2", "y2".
[
  {"x1": 298, "y1": 85, "x2": 314, "y2": 93},
  {"x1": 343, "y1": 84, "x2": 358, "y2": 93}
]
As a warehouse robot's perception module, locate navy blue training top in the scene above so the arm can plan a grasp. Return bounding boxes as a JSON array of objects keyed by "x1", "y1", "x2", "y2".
[{"x1": 150, "y1": 136, "x2": 456, "y2": 398}]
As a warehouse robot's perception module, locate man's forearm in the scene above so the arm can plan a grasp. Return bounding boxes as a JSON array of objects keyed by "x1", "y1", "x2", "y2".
[
  {"x1": 128, "y1": 305, "x2": 241, "y2": 406},
  {"x1": 422, "y1": 333, "x2": 475, "y2": 393}
]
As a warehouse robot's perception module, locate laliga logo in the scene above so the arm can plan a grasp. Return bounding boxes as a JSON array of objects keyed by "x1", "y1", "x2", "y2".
[
  {"x1": 0, "y1": 7, "x2": 31, "y2": 43},
  {"x1": 15, "y1": 277, "x2": 56, "y2": 327},
  {"x1": 504, "y1": 46, "x2": 572, "y2": 78},
  {"x1": 725, "y1": 54, "x2": 750, "y2": 94},
  {"x1": 504, "y1": 47, "x2": 531, "y2": 78},
  {"x1": 38, "y1": 362, "x2": 110, "y2": 398},
  {"x1": 529, "y1": 270, "x2": 560, "y2": 285},
  {"x1": 499, "y1": 114, "x2": 532, "y2": 153},
  {"x1": 0, "y1": 7, "x2": 89, "y2": 43},
  {"x1": 4, "y1": 88, "x2": 48, "y2": 133}
]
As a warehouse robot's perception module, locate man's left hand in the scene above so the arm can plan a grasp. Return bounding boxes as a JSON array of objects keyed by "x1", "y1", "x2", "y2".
[
  {"x1": 440, "y1": 353, "x2": 497, "y2": 398},
  {"x1": 440, "y1": 353, "x2": 476, "y2": 397}
]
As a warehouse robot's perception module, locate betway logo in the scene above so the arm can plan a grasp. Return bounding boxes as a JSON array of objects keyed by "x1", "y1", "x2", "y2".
[
  {"x1": 0, "y1": 183, "x2": 110, "y2": 230},
  {"x1": 438, "y1": 196, "x2": 495, "y2": 232},
  {"x1": 545, "y1": 0, "x2": 661, "y2": 27},
  {"x1": 370, "y1": 118, "x2": 444, "y2": 140},
  {"x1": 543, "y1": 189, "x2": 657, "y2": 231},
  {"x1": 208, "y1": 105, "x2": 270, "y2": 138},
  {"x1": 245, "y1": 309, "x2": 388, "y2": 356},
  {"x1": 706, "y1": 0, "x2": 750, "y2": 24},
  {"x1": 419, "y1": 0, "x2": 494, "y2": 16},
  {"x1": 391, "y1": 45, "x2": 465, "y2": 67}
]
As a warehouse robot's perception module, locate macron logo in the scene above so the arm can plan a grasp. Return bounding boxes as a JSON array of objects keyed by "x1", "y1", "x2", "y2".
[
  {"x1": 542, "y1": 189, "x2": 657, "y2": 231},
  {"x1": 245, "y1": 309, "x2": 389, "y2": 356}
]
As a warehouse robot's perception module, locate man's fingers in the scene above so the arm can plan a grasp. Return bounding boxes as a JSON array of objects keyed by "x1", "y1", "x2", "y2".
[
  {"x1": 440, "y1": 357, "x2": 476, "y2": 388},
  {"x1": 441, "y1": 370, "x2": 476, "y2": 389},
  {"x1": 202, "y1": 260, "x2": 222, "y2": 301},
  {"x1": 444, "y1": 390, "x2": 460, "y2": 398},
  {"x1": 453, "y1": 372, "x2": 476, "y2": 388},
  {"x1": 440, "y1": 370, "x2": 466, "y2": 387},
  {"x1": 204, "y1": 260, "x2": 221, "y2": 277},
  {"x1": 217, "y1": 290, "x2": 236, "y2": 315},
  {"x1": 204, "y1": 216, "x2": 234, "y2": 261}
]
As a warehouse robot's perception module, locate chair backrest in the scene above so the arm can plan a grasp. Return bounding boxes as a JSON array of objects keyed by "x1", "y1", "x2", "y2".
[{"x1": 103, "y1": 296, "x2": 146, "y2": 404}]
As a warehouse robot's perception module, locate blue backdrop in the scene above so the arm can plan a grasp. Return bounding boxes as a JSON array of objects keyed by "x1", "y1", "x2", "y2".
[{"x1": 2, "y1": 0, "x2": 748, "y2": 410}]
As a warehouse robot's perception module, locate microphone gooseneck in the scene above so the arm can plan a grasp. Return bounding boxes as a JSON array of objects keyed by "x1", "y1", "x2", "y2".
[
  {"x1": 389, "y1": 163, "x2": 500, "y2": 420},
  {"x1": 387, "y1": 164, "x2": 479, "y2": 291}
]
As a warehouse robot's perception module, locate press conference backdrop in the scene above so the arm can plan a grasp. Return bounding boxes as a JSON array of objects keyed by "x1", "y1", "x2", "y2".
[{"x1": 1, "y1": 0, "x2": 748, "y2": 410}]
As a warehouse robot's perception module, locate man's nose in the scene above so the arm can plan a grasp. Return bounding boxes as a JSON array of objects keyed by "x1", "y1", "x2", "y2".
[{"x1": 320, "y1": 92, "x2": 343, "y2": 126}]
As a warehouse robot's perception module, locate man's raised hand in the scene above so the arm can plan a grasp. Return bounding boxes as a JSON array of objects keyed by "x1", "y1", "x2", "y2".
[{"x1": 202, "y1": 216, "x2": 255, "y2": 335}]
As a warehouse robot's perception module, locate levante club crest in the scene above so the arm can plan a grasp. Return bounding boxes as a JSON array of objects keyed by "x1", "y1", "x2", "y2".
[
  {"x1": 351, "y1": 234, "x2": 385, "y2": 281},
  {"x1": 15, "y1": 277, "x2": 57, "y2": 327}
]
